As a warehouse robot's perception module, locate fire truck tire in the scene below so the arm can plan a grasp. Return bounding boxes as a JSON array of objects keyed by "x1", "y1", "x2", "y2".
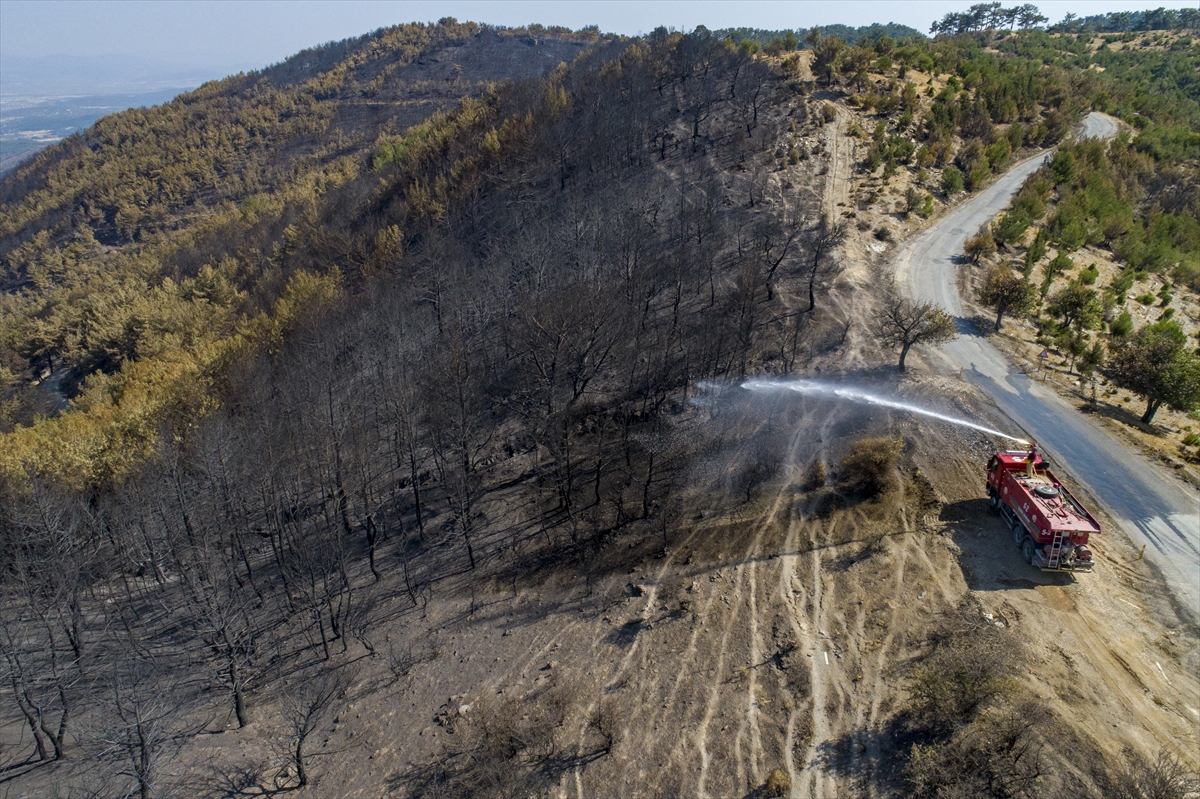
[
  {"x1": 1022, "y1": 537, "x2": 1035, "y2": 564},
  {"x1": 1012, "y1": 521, "x2": 1025, "y2": 547},
  {"x1": 988, "y1": 493, "x2": 999, "y2": 511}
]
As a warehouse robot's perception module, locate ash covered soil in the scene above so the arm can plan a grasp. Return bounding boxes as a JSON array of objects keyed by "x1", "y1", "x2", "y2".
[{"x1": 195, "y1": 380, "x2": 1198, "y2": 798}]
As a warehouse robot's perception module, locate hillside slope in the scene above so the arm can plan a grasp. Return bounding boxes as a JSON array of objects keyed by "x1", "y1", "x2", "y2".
[
  {"x1": 0, "y1": 22, "x2": 593, "y2": 261},
  {"x1": 0, "y1": 24, "x2": 1197, "y2": 799},
  {"x1": 0, "y1": 21, "x2": 596, "y2": 446}
]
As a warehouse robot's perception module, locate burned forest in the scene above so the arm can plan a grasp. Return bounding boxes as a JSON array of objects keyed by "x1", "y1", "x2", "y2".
[{"x1": 2, "y1": 15, "x2": 1198, "y2": 799}]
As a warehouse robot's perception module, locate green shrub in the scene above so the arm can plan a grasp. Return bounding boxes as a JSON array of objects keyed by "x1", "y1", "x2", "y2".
[
  {"x1": 1053, "y1": 215, "x2": 1088, "y2": 250},
  {"x1": 1182, "y1": 433, "x2": 1200, "y2": 447},
  {"x1": 967, "y1": 164, "x2": 992, "y2": 192},
  {"x1": 993, "y1": 209, "x2": 1031, "y2": 247},
  {"x1": 985, "y1": 139, "x2": 1011, "y2": 171},
  {"x1": 874, "y1": 135, "x2": 915, "y2": 165},
  {"x1": 1110, "y1": 268, "x2": 1135, "y2": 303},
  {"x1": 1011, "y1": 181, "x2": 1049, "y2": 220},
  {"x1": 1110, "y1": 310, "x2": 1134, "y2": 337},
  {"x1": 941, "y1": 165, "x2": 963, "y2": 195},
  {"x1": 1137, "y1": 293, "x2": 1157, "y2": 305},
  {"x1": 1041, "y1": 251, "x2": 1074, "y2": 296},
  {"x1": 1007, "y1": 122, "x2": 1023, "y2": 150},
  {"x1": 906, "y1": 187, "x2": 923, "y2": 217},
  {"x1": 1173, "y1": 261, "x2": 1200, "y2": 292},
  {"x1": 1024, "y1": 228, "x2": 1047, "y2": 275},
  {"x1": 1051, "y1": 150, "x2": 1075, "y2": 184}
]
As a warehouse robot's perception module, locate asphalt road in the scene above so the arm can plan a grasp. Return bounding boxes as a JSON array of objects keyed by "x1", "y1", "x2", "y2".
[{"x1": 892, "y1": 112, "x2": 1200, "y2": 623}]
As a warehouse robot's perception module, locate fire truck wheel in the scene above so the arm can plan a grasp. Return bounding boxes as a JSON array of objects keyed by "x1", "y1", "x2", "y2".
[
  {"x1": 1022, "y1": 537, "x2": 1035, "y2": 564},
  {"x1": 988, "y1": 493, "x2": 999, "y2": 511},
  {"x1": 1013, "y1": 521, "x2": 1025, "y2": 547}
]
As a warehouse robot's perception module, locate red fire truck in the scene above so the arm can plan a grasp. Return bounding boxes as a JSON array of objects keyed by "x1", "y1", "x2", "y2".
[{"x1": 985, "y1": 443, "x2": 1098, "y2": 572}]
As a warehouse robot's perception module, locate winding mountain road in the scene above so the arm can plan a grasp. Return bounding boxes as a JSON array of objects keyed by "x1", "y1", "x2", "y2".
[{"x1": 892, "y1": 113, "x2": 1200, "y2": 623}]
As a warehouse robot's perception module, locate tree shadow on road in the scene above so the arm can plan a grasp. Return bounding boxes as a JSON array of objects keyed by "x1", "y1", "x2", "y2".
[
  {"x1": 1077, "y1": 395, "x2": 1163, "y2": 436},
  {"x1": 954, "y1": 314, "x2": 992, "y2": 339}
]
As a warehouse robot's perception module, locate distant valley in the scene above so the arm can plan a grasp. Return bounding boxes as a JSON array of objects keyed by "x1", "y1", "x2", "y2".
[
  {"x1": 0, "y1": 53, "x2": 252, "y2": 173},
  {"x1": 1, "y1": 89, "x2": 192, "y2": 173}
]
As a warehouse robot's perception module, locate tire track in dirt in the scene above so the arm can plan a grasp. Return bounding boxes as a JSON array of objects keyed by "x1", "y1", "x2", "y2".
[
  {"x1": 637, "y1": 560, "x2": 735, "y2": 755},
  {"x1": 563, "y1": 392, "x2": 800, "y2": 798},
  {"x1": 795, "y1": 510, "x2": 884, "y2": 799},
  {"x1": 689, "y1": 406, "x2": 818, "y2": 797},
  {"x1": 861, "y1": 531, "x2": 914, "y2": 777},
  {"x1": 777, "y1": 514, "x2": 809, "y2": 795},
  {"x1": 619, "y1": 559, "x2": 745, "y2": 790},
  {"x1": 813, "y1": 101, "x2": 880, "y2": 372},
  {"x1": 821, "y1": 105, "x2": 853, "y2": 221},
  {"x1": 624, "y1": 402, "x2": 826, "y2": 797},
  {"x1": 795, "y1": 514, "x2": 835, "y2": 799},
  {"x1": 770, "y1": 405, "x2": 843, "y2": 797},
  {"x1": 844, "y1": 568, "x2": 872, "y2": 795},
  {"x1": 850, "y1": 529, "x2": 941, "y2": 794},
  {"x1": 598, "y1": 505, "x2": 765, "y2": 795},
  {"x1": 779, "y1": 118, "x2": 886, "y2": 796},
  {"x1": 560, "y1": 520, "x2": 711, "y2": 799},
  {"x1": 1045, "y1": 588, "x2": 1200, "y2": 764},
  {"x1": 696, "y1": 435, "x2": 806, "y2": 797},
  {"x1": 788, "y1": 489, "x2": 954, "y2": 796},
  {"x1": 734, "y1": 554, "x2": 762, "y2": 790},
  {"x1": 695, "y1": 547, "x2": 752, "y2": 797},
  {"x1": 559, "y1": 394, "x2": 969, "y2": 798}
]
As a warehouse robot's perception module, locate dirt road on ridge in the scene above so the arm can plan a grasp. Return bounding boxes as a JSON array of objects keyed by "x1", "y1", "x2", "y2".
[{"x1": 891, "y1": 112, "x2": 1200, "y2": 624}]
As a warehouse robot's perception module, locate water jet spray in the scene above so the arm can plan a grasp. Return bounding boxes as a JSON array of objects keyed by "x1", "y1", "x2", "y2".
[{"x1": 740, "y1": 379, "x2": 1030, "y2": 445}]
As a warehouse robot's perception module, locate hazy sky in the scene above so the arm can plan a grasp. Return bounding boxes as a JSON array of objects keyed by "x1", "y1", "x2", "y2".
[{"x1": 3, "y1": 0, "x2": 1197, "y2": 72}]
